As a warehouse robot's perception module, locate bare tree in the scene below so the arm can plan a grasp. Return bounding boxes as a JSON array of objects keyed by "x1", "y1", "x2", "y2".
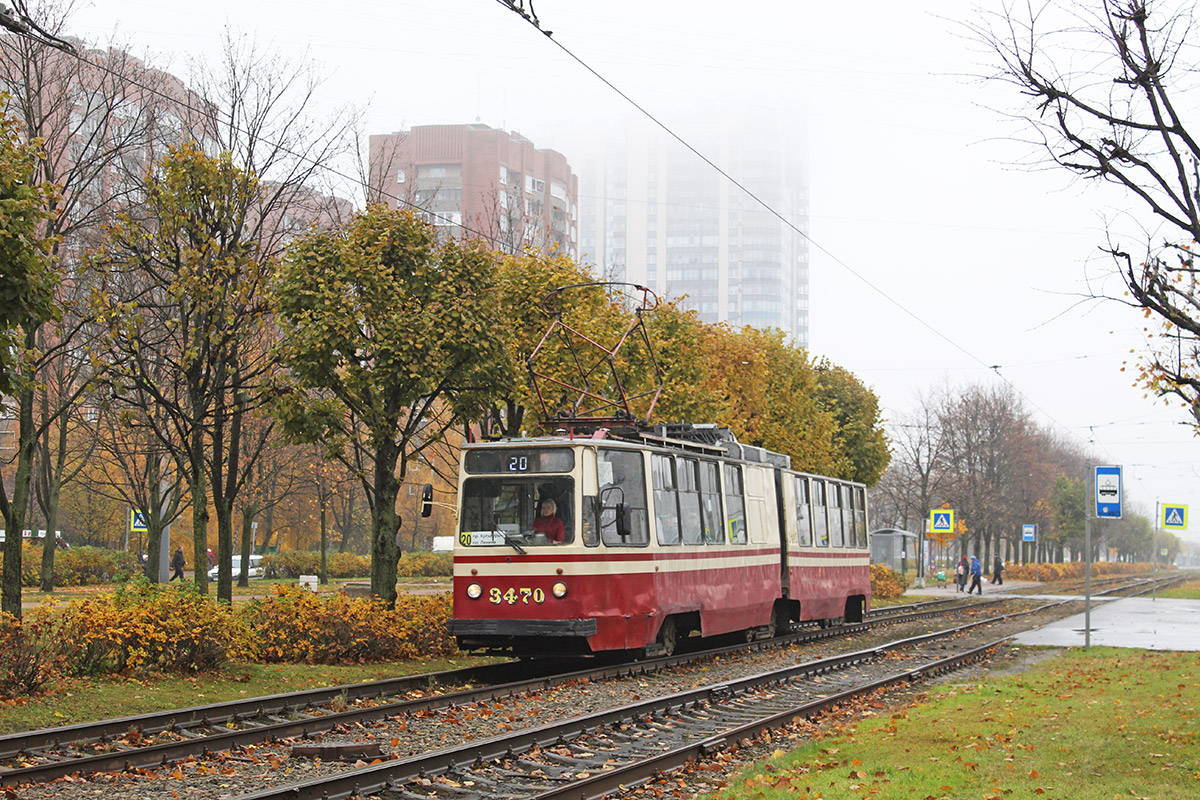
[
  {"x1": 82, "y1": 396, "x2": 188, "y2": 579},
  {"x1": 233, "y1": 428, "x2": 306, "y2": 587},
  {"x1": 0, "y1": 2, "x2": 170, "y2": 599},
  {"x1": 978, "y1": 0, "x2": 1200, "y2": 423},
  {"x1": 871, "y1": 389, "x2": 950, "y2": 534},
  {"x1": 94, "y1": 32, "x2": 355, "y2": 602}
]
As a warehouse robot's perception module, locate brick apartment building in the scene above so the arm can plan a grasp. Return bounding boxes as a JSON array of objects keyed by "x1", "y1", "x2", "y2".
[{"x1": 369, "y1": 123, "x2": 579, "y2": 258}]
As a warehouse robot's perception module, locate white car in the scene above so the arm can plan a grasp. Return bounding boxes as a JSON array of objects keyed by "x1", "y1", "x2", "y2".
[{"x1": 208, "y1": 554, "x2": 265, "y2": 582}]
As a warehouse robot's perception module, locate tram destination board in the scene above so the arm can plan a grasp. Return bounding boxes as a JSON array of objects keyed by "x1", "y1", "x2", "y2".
[{"x1": 464, "y1": 448, "x2": 575, "y2": 474}]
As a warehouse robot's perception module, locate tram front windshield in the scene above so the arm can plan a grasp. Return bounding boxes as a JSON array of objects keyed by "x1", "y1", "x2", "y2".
[{"x1": 460, "y1": 477, "x2": 575, "y2": 546}]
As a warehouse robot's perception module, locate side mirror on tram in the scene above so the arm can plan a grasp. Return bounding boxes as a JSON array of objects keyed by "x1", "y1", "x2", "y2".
[
  {"x1": 615, "y1": 503, "x2": 631, "y2": 539},
  {"x1": 420, "y1": 483, "x2": 433, "y2": 517},
  {"x1": 599, "y1": 486, "x2": 632, "y2": 539}
]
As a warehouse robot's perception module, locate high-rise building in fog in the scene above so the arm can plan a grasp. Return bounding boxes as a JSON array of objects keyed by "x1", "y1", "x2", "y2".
[{"x1": 576, "y1": 119, "x2": 808, "y2": 346}]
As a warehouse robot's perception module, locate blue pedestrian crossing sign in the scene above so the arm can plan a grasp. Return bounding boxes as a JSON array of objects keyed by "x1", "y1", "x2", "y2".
[
  {"x1": 930, "y1": 509, "x2": 955, "y2": 534},
  {"x1": 129, "y1": 510, "x2": 148, "y2": 533},
  {"x1": 1162, "y1": 504, "x2": 1188, "y2": 530},
  {"x1": 1095, "y1": 465, "x2": 1122, "y2": 519}
]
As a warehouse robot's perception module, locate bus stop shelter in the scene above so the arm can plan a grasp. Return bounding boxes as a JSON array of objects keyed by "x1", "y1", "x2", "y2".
[{"x1": 869, "y1": 528, "x2": 922, "y2": 585}]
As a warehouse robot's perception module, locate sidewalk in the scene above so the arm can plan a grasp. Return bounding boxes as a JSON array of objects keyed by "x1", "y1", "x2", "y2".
[
  {"x1": 906, "y1": 575, "x2": 1200, "y2": 652},
  {"x1": 905, "y1": 577, "x2": 1040, "y2": 598}
]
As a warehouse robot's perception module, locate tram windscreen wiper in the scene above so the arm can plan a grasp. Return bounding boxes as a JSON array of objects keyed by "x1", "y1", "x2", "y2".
[{"x1": 503, "y1": 534, "x2": 527, "y2": 555}]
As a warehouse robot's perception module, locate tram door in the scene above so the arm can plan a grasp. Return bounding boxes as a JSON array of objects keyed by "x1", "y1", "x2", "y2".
[{"x1": 774, "y1": 468, "x2": 791, "y2": 596}]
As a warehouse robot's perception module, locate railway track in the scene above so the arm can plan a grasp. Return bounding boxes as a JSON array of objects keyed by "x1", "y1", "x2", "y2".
[
  {"x1": 0, "y1": 597, "x2": 980, "y2": 788},
  {"x1": 229, "y1": 599, "x2": 1060, "y2": 800},
  {"x1": 1003, "y1": 571, "x2": 1188, "y2": 597}
]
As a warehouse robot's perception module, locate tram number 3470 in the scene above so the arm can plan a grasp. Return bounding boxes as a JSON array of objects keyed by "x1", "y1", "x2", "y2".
[{"x1": 490, "y1": 587, "x2": 546, "y2": 605}]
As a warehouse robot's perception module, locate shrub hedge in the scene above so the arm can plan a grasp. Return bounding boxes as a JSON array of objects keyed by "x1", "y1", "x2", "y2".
[
  {"x1": 399, "y1": 552, "x2": 452, "y2": 577},
  {"x1": 0, "y1": 543, "x2": 141, "y2": 587},
  {"x1": 869, "y1": 563, "x2": 908, "y2": 599},
  {"x1": 261, "y1": 550, "x2": 451, "y2": 579},
  {"x1": 0, "y1": 580, "x2": 456, "y2": 698},
  {"x1": 51, "y1": 580, "x2": 256, "y2": 674},
  {"x1": 0, "y1": 545, "x2": 451, "y2": 586},
  {"x1": 1004, "y1": 560, "x2": 1160, "y2": 582},
  {"x1": 245, "y1": 585, "x2": 455, "y2": 663},
  {"x1": 0, "y1": 612, "x2": 64, "y2": 697}
]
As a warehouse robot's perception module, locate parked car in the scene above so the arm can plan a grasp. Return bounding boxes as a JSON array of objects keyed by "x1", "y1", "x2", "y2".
[{"x1": 208, "y1": 554, "x2": 264, "y2": 582}]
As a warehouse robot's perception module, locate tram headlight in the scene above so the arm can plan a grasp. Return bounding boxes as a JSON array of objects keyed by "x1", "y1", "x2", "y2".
[
  {"x1": 466, "y1": 582, "x2": 483, "y2": 600},
  {"x1": 552, "y1": 581, "x2": 568, "y2": 599}
]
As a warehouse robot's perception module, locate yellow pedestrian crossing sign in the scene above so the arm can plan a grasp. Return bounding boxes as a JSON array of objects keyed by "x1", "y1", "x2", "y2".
[
  {"x1": 1161, "y1": 504, "x2": 1187, "y2": 530},
  {"x1": 930, "y1": 509, "x2": 955, "y2": 534}
]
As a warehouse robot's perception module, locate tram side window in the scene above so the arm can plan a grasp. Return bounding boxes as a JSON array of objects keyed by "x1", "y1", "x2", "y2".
[
  {"x1": 794, "y1": 476, "x2": 812, "y2": 546},
  {"x1": 677, "y1": 458, "x2": 703, "y2": 545},
  {"x1": 855, "y1": 487, "x2": 867, "y2": 548},
  {"x1": 844, "y1": 486, "x2": 858, "y2": 547},
  {"x1": 598, "y1": 449, "x2": 650, "y2": 546},
  {"x1": 699, "y1": 460, "x2": 724, "y2": 544},
  {"x1": 812, "y1": 479, "x2": 829, "y2": 546},
  {"x1": 652, "y1": 454, "x2": 682, "y2": 546},
  {"x1": 829, "y1": 484, "x2": 845, "y2": 547},
  {"x1": 725, "y1": 464, "x2": 748, "y2": 544}
]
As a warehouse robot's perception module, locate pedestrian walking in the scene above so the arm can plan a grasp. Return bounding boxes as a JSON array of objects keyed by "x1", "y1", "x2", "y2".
[
  {"x1": 956, "y1": 555, "x2": 968, "y2": 593},
  {"x1": 169, "y1": 546, "x2": 186, "y2": 582},
  {"x1": 968, "y1": 555, "x2": 983, "y2": 595},
  {"x1": 991, "y1": 555, "x2": 1004, "y2": 585}
]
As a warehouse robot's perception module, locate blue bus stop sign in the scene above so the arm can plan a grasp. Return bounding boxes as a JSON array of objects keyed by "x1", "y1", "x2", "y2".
[{"x1": 1095, "y1": 465, "x2": 1122, "y2": 519}]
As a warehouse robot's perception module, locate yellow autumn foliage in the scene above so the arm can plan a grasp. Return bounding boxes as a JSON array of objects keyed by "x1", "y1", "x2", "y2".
[
  {"x1": 1004, "y1": 560, "x2": 1160, "y2": 582},
  {"x1": 869, "y1": 563, "x2": 909, "y2": 599},
  {"x1": 51, "y1": 581, "x2": 256, "y2": 674},
  {"x1": 243, "y1": 585, "x2": 455, "y2": 664}
]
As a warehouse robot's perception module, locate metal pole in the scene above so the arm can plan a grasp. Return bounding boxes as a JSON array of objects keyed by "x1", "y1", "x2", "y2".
[
  {"x1": 157, "y1": 455, "x2": 171, "y2": 584},
  {"x1": 916, "y1": 527, "x2": 925, "y2": 589},
  {"x1": 1153, "y1": 500, "x2": 1159, "y2": 601},
  {"x1": 1084, "y1": 467, "x2": 1092, "y2": 650}
]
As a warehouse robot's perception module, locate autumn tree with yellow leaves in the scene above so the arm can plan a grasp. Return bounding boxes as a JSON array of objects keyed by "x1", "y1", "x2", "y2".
[{"x1": 274, "y1": 206, "x2": 510, "y2": 607}]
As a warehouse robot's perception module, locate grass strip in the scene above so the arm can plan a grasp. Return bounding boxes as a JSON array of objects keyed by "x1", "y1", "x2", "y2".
[
  {"x1": 703, "y1": 646, "x2": 1200, "y2": 800},
  {"x1": 1158, "y1": 579, "x2": 1200, "y2": 600},
  {"x1": 0, "y1": 656, "x2": 496, "y2": 734}
]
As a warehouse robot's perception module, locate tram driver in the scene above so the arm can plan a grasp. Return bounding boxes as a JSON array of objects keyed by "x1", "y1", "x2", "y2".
[{"x1": 533, "y1": 497, "x2": 565, "y2": 543}]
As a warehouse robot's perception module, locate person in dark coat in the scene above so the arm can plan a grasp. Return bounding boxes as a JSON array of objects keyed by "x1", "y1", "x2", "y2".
[
  {"x1": 956, "y1": 555, "x2": 969, "y2": 593},
  {"x1": 968, "y1": 556, "x2": 983, "y2": 595},
  {"x1": 991, "y1": 555, "x2": 1004, "y2": 585},
  {"x1": 169, "y1": 547, "x2": 186, "y2": 581}
]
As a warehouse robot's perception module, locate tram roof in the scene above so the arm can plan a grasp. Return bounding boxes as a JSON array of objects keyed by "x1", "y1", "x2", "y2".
[{"x1": 466, "y1": 424, "x2": 792, "y2": 470}]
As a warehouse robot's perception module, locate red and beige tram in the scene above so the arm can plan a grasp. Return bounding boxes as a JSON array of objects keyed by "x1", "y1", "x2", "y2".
[{"x1": 448, "y1": 424, "x2": 870, "y2": 657}]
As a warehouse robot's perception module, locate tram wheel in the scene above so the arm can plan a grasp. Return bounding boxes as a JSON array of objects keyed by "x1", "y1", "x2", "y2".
[{"x1": 656, "y1": 617, "x2": 678, "y2": 657}]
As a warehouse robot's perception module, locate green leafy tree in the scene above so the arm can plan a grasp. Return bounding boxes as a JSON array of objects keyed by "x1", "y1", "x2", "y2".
[
  {"x1": 92, "y1": 143, "x2": 266, "y2": 599},
  {"x1": 636, "y1": 299, "x2": 724, "y2": 426},
  {"x1": 702, "y1": 325, "x2": 842, "y2": 475},
  {"x1": 812, "y1": 359, "x2": 890, "y2": 485},
  {"x1": 1107, "y1": 512, "x2": 1153, "y2": 562},
  {"x1": 489, "y1": 254, "x2": 616, "y2": 434},
  {"x1": 0, "y1": 104, "x2": 58, "y2": 617},
  {"x1": 274, "y1": 206, "x2": 509, "y2": 606},
  {"x1": 1048, "y1": 474, "x2": 1085, "y2": 562}
]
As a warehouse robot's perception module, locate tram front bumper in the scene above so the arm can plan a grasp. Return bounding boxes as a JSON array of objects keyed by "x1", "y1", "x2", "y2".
[{"x1": 448, "y1": 618, "x2": 598, "y2": 637}]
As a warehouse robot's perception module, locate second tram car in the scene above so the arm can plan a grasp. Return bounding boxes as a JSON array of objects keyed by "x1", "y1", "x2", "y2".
[{"x1": 448, "y1": 425, "x2": 870, "y2": 657}]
